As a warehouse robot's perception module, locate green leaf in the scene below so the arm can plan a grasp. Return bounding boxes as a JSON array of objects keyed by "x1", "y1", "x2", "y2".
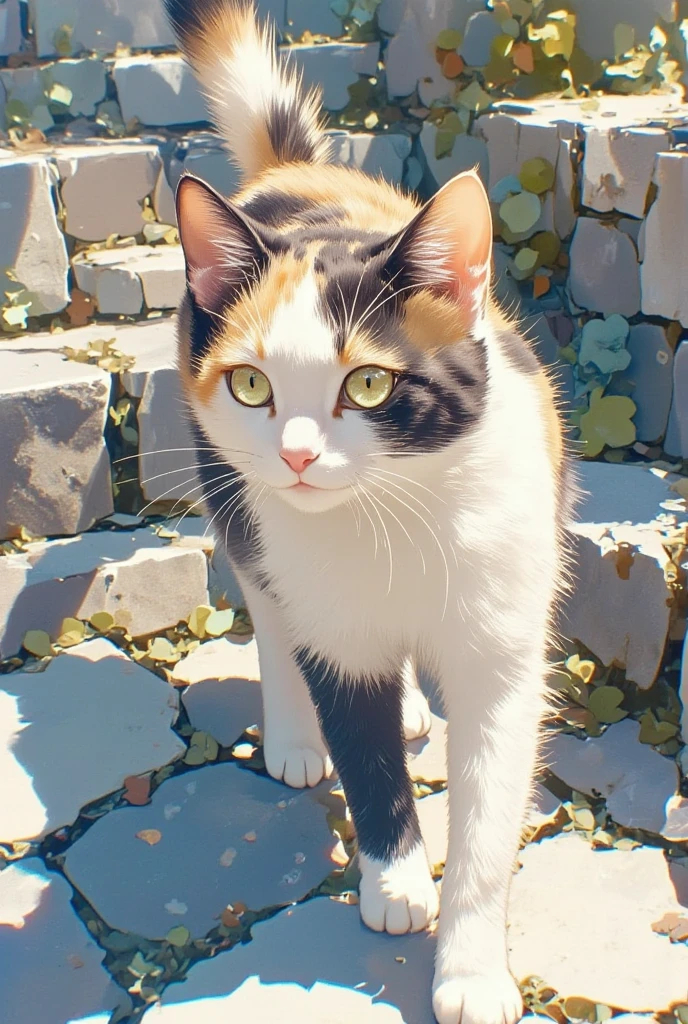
[
  {"x1": 148, "y1": 637, "x2": 180, "y2": 663},
  {"x1": 166, "y1": 925, "x2": 191, "y2": 947},
  {"x1": 588, "y1": 686, "x2": 627, "y2": 724},
  {"x1": 511, "y1": 247, "x2": 539, "y2": 280},
  {"x1": 90, "y1": 611, "x2": 115, "y2": 632},
  {"x1": 563, "y1": 996, "x2": 597, "y2": 1022},
  {"x1": 579, "y1": 315, "x2": 631, "y2": 375},
  {"x1": 204, "y1": 608, "x2": 235, "y2": 637},
  {"x1": 47, "y1": 82, "x2": 73, "y2": 108},
  {"x1": 579, "y1": 387, "x2": 636, "y2": 458},
  {"x1": 638, "y1": 710, "x2": 678, "y2": 745},
  {"x1": 435, "y1": 130, "x2": 455, "y2": 160},
  {"x1": 456, "y1": 80, "x2": 492, "y2": 113},
  {"x1": 23, "y1": 630, "x2": 54, "y2": 658},
  {"x1": 499, "y1": 191, "x2": 541, "y2": 234},
  {"x1": 519, "y1": 157, "x2": 555, "y2": 194},
  {"x1": 565, "y1": 655, "x2": 596, "y2": 684},
  {"x1": 436, "y1": 28, "x2": 463, "y2": 50},
  {"x1": 187, "y1": 605, "x2": 213, "y2": 638}
]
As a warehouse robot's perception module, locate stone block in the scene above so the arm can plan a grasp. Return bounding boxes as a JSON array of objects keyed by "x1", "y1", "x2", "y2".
[
  {"x1": 154, "y1": 166, "x2": 177, "y2": 225},
  {"x1": 287, "y1": 0, "x2": 340, "y2": 38},
  {"x1": 41, "y1": 57, "x2": 107, "y2": 118},
  {"x1": 56, "y1": 142, "x2": 162, "y2": 242},
  {"x1": 460, "y1": 10, "x2": 501, "y2": 67},
  {"x1": 665, "y1": 339, "x2": 688, "y2": 458},
  {"x1": 0, "y1": 342, "x2": 112, "y2": 544},
  {"x1": 0, "y1": 526, "x2": 209, "y2": 658},
  {"x1": 0, "y1": 0, "x2": 22, "y2": 56},
  {"x1": 554, "y1": 137, "x2": 576, "y2": 239},
  {"x1": 419, "y1": 123, "x2": 489, "y2": 189},
  {"x1": 0, "y1": 157, "x2": 69, "y2": 315},
  {"x1": 569, "y1": 218, "x2": 640, "y2": 317},
  {"x1": 641, "y1": 151, "x2": 688, "y2": 327},
  {"x1": 582, "y1": 127, "x2": 670, "y2": 218},
  {"x1": 73, "y1": 245, "x2": 185, "y2": 314},
  {"x1": 183, "y1": 145, "x2": 242, "y2": 196},
  {"x1": 615, "y1": 324, "x2": 673, "y2": 444},
  {"x1": 328, "y1": 130, "x2": 412, "y2": 183},
  {"x1": 28, "y1": 0, "x2": 176, "y2": 58},
  {"x1": 113, "y1": 56, "x2": 209, "y2": 128},
  {"x1": 63, "y1": 763, "x2": 337, "y2": 938},
  {"x1": 566, "y1": 0, "x2": 677, "y2": 62},
  {"x1": 286, "y1": 42, "x2": 379, "y2": 110},
  {"x1": 0, "y1": 860, "x2": 130, "y2": 1021}
]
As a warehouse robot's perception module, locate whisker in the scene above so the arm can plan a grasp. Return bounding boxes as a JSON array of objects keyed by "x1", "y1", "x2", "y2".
[
  {"x1": 357, "y1": 484, "x2": 393, "y2": 595},
  {"x1": 368, "y1": 465, "x2": 449, "y2": 508},
  {"x1": 115, "y1": 446, "x2": 263, "y2": 465},
  {"x1": 361, "y1": 476, "x2": 426, "y2": 575}
]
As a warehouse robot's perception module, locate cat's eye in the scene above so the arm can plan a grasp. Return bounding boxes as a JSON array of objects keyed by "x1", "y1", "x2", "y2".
[
  {"x1": 228, "y1": 366, "x2": 273, "y2": 407},
  {"x1": 343, "y1": 366, "x2": 395, "y2": 409}
]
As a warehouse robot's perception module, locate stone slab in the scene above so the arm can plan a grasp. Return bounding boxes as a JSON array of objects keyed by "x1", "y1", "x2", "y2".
[
  {"x1": 28, "y1": 0, "x2": 176, "y2": 57},
  {"x1": 287, "y1": 42, "x2": 379, "y2": 110},
  {"x1": 113, "y1": 56, "x2": 209, "y2": 128},
  {"x1": 582, "y1": 127, "x2": 670, "y2": 218},
  {"x1": 0, "y1": 0, "x2": 22, "y2": 56},
  {"x1": 328, "y1": 131, "x2": 412, "y2": 183},
  {"x1": 63, "y1": 763, "x2": 337, "y2": 938},
  {"x1": 569, "y1": 218, "x2": 640, "y2": 317},
  {"x1": 287, "y1": 0, "x2": 340, "y2": 38},
  {"x1": 641, "y1": 151, "x2": 688, "y2": 327},
  {"x1": 73, "y1": 245, "x2": 185, "y2": 313},
  {"x1": 0, "y1": 859, "x2": 130, "y2": 1022},
  {"x1": 419, "y1": 124, "x2": 489, "y2": 189},
  {"x1": 178, "y1": 638, "x2": 263, "y2": 747},
  {"x1": 0, "y1": 639, "x2": 185, "y2": 842},
  {"x1": 617, "y1": 324, "x2": 674, "y2": 444},
  {"x1": 664, "y1": 339, "x2": 688, "y2": 458},
  {"x1": 566, "y1": 0, "x2": 677, "y2": 63}
]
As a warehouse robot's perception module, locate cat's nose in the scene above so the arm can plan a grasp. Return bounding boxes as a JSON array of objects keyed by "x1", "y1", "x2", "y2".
[{"x1": 280, "y1": 448, "x2": 320, "y2": 475}]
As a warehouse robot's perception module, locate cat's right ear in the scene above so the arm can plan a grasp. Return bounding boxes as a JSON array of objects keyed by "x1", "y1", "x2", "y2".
[{"x1": 175, "y1": 175, "x2": 267, "y2": 316}]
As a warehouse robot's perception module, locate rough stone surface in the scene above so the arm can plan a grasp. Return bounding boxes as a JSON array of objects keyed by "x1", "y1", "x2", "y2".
[
  {"x1": 543, "y1": 720, "x2": 679, "y2": 833},
  {"x1": 641, "y1": 151, "x2": 688, "y2": 327},
  {"x1": 73, "y1": 245, "x2": 185, "y2": 313},
  {"x1": 0, "y1": 0, "x2": 22, "y2": 56},
  {"x1": 508, "y1": 835, "x2": 688, "y2": 1009},
  {"x1": 665, "y1": 339, "x2": 688, "y2": 458},
  {"x1": 287, "y1": 42, "x2": 379, "y2": 110},
  {"x1": 56, "y1": 143, "x2": 162, "y2": 242},
  {"x1": 113, "y1": 57, "x2": 208, "y2": 127},
  {"x1": 182, "y1": 144, "x2": 241, "y2": 197},
  {"x1": 63, "y1": 764, "x2": 337, "y2": 938},
  {"x1": 567, "y1": 0, "x2": 677, "y2": 63},
  {"x1": 29, "y1": 0, "x2": 176, "y2": 58},
  {"x1": 569, "y1": 218, "x2": 641, "y2": 317},
  {"x1": 178, "y1": 639, "x2": 262, "y2": 747},
  {"x1": 0, "y1": 639, "x2": 185, "y2": 842},
  {"x1": 420, "y1": 123, "x2": 489, "y2": 189},
  {"x1": 582, "y1": 127, "x2": 670, "y2": 218},
  {"x1": 0, "y1": 526, "x2": 209, "y2": 658},
  {"x1": 554, "y1": 137, "x2": 576, "y2": 239},
  {"x1": 617, "y1": 324, "x2": 674, "y2": 443},
  {"x1": 287, "y1": 0, "x2": 340, "y2": 38},
  {"x1": 0, "y1": 342, "x2": 113, "y2": 544},
  {"x1": 0, "y1": 157, "x2": 70, "y2": 315},
  {"x1": 0, "y1": 859, "x2": 130, "y2": 1022},
  {"x1": 460, "y1": 11, "x2": 502, "y2": 67},
  {"x1": 328, "y1": 131, "x2": 412, "y2": 183}
]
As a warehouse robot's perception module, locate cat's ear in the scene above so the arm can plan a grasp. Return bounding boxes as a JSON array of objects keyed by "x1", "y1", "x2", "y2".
[
  {"x1": 388, "y1": 170, "x2": 492, "y2": 334},
  {"x1": 176, "y1": 175, "x2": 267, "y2": 316}
]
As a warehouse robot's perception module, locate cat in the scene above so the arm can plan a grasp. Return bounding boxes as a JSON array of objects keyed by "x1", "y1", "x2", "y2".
[{"x1": 163, "y1": 1, "x2": 571, "y2": 1020}]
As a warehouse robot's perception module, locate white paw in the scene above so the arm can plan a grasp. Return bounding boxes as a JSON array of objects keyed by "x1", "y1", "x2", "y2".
[
  {"x1": 402, "y1": 685, "x2": 432, "y2": 741},
  {"x1": 359, "y1": 844, "x2": 439, "y2": 935},
  {"x1": 432, "y1": 971, "x2": 523, "y2": 1024},
  {"x1": 264, "y1": 739, "x2": 334, "y2": 789}
]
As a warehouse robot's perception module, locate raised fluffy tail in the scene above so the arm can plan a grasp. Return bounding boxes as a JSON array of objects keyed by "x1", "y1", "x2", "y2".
[{"x1": 163, "y1": 0, "x2": 331, "y2": 181}]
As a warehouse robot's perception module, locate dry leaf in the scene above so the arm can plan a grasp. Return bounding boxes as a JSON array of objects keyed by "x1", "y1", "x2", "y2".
[
  {"x1": 123, "y1": 775, "x2": 151, "y2": 806},
  {"x1": 136, "y1": 829, "x2": 162, "y2": 846}
]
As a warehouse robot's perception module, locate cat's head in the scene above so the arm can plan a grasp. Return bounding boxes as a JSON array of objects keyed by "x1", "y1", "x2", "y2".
[{"x1": 175, "y1": 170, "x2": 493, "y2": 514}]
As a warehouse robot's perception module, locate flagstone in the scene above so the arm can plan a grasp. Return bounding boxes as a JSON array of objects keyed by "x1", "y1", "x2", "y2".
[{"x1": 178, "y1": 638, "x2": 263, "y2": 747}]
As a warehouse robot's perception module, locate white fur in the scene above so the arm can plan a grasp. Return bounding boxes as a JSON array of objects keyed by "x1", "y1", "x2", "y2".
[{"x1": 359, "y1": 843, "x2": 439, "y2": 935}]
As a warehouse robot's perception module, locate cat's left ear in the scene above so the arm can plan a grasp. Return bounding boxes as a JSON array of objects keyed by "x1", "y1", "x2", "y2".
[{"x1": 387, "y1": 170, "x2": 492, "y2": 335}]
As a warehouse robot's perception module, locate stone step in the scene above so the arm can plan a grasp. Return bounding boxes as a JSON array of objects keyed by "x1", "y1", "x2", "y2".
[{"x1": 72, "y1": 244, "x2": 186, "y2": 314}]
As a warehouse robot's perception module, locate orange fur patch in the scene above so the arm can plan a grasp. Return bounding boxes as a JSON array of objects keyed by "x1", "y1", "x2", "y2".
[
  {"x1": 340, "y1": 329, "x2": 407, "y2": 370},
  {"x1": 402, "y1": 290, "x2": 469, "y2": 353}
]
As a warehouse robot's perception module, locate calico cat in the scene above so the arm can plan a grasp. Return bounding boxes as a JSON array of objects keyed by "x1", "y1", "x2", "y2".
[{"x1": 163, "y1": 1, "x2": 570, "y2": 1020}]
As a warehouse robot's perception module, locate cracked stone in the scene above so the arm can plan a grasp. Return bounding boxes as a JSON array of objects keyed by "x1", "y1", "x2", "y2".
[
  {"x1": 0, "y1": 639, "x2": 185, "y2": 842},
  {"x1": 287, "y1": 42, "x2": 379, "y2": 111},
  {"x1": 615, "y1": 324, "x2": 673, "y2": 444},
  {"x1": 73, "y1": 246, "x2": 185, "y2": 313},
  {"x1": 63, "y1": 764, "x2": 337, "y2": 938},
  {"x1": 113, "y1": 56, "x2": 209, "y2": 127},
  {"x1": 543, "y1": 719, "x2": 679, "y2": 833},
  {"x1": 419, "y1": 124, "x2": 489, "y2": 189},
  {"x1": 0, "y1": 859, "x2": 130, "y2": 1023},
  {"x1": 569, "y1": 218, "x2": 640, "y2": 317},
  {"x1": 664, "y1": 340, "x2": 688, "y2": 458},
  {"x1": 582, "y1": 127, "x2": 670, "y2": 219},
  {"x1": 328, "y1": 131, "x2": 412, "y2": 183},
  {"x1": 178, "y1": 638, "x2": 263, "y2": 747},
  {"x1": 28, "y1": 0, "x2": 176, "y2": 58},
  {"x1": 641, "y1": 152, "x2": 688, "y2": 327}
]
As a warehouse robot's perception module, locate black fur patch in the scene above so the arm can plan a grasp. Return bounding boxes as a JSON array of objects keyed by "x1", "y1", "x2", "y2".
[
  {"x1": 264, "y1": 98, "x2": 321, "y2": 167},
  {"x1": 239, "y1": 191, "x2": 341, "y2": 228},
  {"x1": 295, "y1": 649, "x2": 421, "y2": 862},
  {"x1": 163, "y1": 0, "x2": 239, "y2": 45}
]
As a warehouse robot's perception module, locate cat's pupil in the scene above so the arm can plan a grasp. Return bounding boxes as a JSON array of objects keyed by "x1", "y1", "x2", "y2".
[
  {"x1": 366, "y1": 376, "x2": 372, "y2": 389},
  {"x1": 250, "y1": 375, "x2": 256, "y2": 389}
]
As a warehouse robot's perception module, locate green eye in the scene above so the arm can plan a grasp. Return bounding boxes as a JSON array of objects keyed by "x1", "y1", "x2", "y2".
[
  {"x1": 343, "y1": 366, "x2": 395, "y2": 409},
  {"x1": 229, "y1": 366, "x2": 272, "y2": 407}
]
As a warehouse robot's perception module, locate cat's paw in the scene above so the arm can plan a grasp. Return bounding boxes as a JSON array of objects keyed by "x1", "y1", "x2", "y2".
[
  {"x1": 264, "y1": 739, "x2": 334, "y2": 789},
  {"x1": 359, "y1": 845, "x2": 439, "y2": 935},
  {"x1": 402, "y1": 686, "x2": 432, "y2": 741},
  {"x1": 432, "y1": 971, "x2": 523, "y2": 1024}
]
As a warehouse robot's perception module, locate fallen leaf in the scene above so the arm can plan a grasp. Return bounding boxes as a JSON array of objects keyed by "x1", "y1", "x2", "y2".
[
  {"x1": 187, "y1": 605, "x2": 213, "y2": 639},
  {"x1": 500, "y1": 191, "x2": 541, "y2": 234},
  {"x1": 436, "y1": 28, "x2": 463, "y2": 50},
  {"x1": 579, "y1": 387, "x2": 636, "y2": 458},
  {"x1": 136, "y1": 829, "x2": 162, "y2": 846},
  {"x1": 588, "y1": 686, "x2": 627, "y2": 724},
  {"x1": 65, "y1": 289, "x2": 95, "y2": 326},
  {"x1": 638, "y1": 710, "x2": 678, "y2": 745},
  {"x1": 22, "y1": 630, "x2": 54, "y2": 658},
  {"x1": 520, "y1": 157, "x2": 555, "y2": 194},
  {"x1": 123, "y1": 775, "x2": 151, "y2": 806},
  {"x1": 90, "y1": 611, "x2": 115, "y2": 632},
  {"x1": 533, "y1": 275, "x2": 550, "y2": 298},
  {"x1": 204, "y1": 608, "x2": 235, "y2": 637},
  {"x1": 233, "y1": 743, "x2": 256, "y2": 760},
  {"x1": 221, "y1": 908, "x2": 242, "y2": 928},
  {"x1": 442, "y1": 52, "x2": 465, "y2": 78},
  {"x1": 219, "y1": 847, "x2": 237, "y2": 868},
  {"x1": 166, "y1": 925, "x2": 190, "y2": 946},
  {"x1": 512, "y1": 41, "x2": 534, "y2": 73},
  {"x1": 243, "y1": 831, "x2": 257, "y2": 843}
]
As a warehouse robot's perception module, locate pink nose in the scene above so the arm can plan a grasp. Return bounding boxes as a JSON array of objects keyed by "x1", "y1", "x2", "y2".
[{"x1": 280, "y1": 448, "x2": 319, "y2": 475}]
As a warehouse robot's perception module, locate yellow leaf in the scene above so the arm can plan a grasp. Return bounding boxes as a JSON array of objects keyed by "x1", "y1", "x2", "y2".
[
  {"x1": 23, "y1": 630, "x2": 54, "y2": 658},
  {"x1": 187, "y1": 605, "x2": 213, "y2": 639},
  {"x1": 90, "y1": 611, "x2": 115, "y2": 632}
]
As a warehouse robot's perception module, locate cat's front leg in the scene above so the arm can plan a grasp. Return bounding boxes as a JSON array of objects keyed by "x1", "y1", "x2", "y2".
[
  {"x1": 239, "y1": 578, "x2": 333, "y2": 788},
  {"x1": 297, "y1": 650, "x2": 439, "y2": 934},
  {"x1": 432, "y1": 643, "x2": 546, "y2": 1024}
]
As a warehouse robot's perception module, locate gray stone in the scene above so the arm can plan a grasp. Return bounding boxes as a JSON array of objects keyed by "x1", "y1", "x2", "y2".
[
  {"x1": 508, "y1": 835, "x2": 688, "y2": 1009},
  {"x1": 63, "y1": 763, "x2": 337, "y2": 938},
  {"x1": 0, "y1": 0, "x2": 22, "y2": 56},
  {"x1": 154, "y1": 167, "x2": 178, "y2": 225},
  {"x1": 554, "y1": 137, "x2": 576, "y2": 239},
  {"x1": 28, "y1": 0, "x2": 176, "y2": 58},
  {"x1": 178, "y1": 638, "x2": 263, "y2": 747},
  {"x1": 56, "y1": 142, "x2": 162, "y2": 242},
  {"x1": 419, "y1": 123, "x2": 489, "y2": 189},
  {"x1": 113, "y1": 56, "x2": 209, "y2": 127},
  {"x1": 0, "y1": 525, "x2": 209, "y2": 657},
  {"x1": 183, "y1": 146, "x2": 241, "y2": 197},
  {"x1": 0, "y1": 342, "x2": 112, "y2": 544},
  {"x1": 543, "y1": 720, "x2": 679, "y2": 833},
  {"x1": 641, "y1": 151, "x2": 688, "y2": 327},
  {"x1": 73, "y1": 245, "x2": 185, "y2": 313},
  {"x1": 328, "y1": 131, "x2": 412, "y2": 183},
  {"x1": 569, "y1": 218, "x2": 640, "y2": 317},
  {"x1": 153, "y1": 896, "x2": 437, "y2": 1023},
  {"x1": 582, "y1": 127, "x2": 669, "y2": 219},
  {"x1": 287, "y1": 42, "x2": 379, "y2": 111},
  {"x1": 0, "y1": 65, "x2": 54, "y2": 130},
  {"x1": 566, "y1": 0, "x2": 677, "y2": 63},
  {"x1": 615, "y1": 324, "x2": 673, "y2": 443},
  {"x1": 0, "y1": 157, "x2": 70, "y2": 315},
  {"x1": 0, "y1": 859, "x2": 130, "y2": 1022},
  {"x1": 460, "y1": 11, "x2": 501, "y2": 67},
  {"x1": 476, "y1": 112, "x2": 560, "y2": 192},
  {"x1": 287, "y1": 0, "x2": 341, "y2": 38},
  {"x1": 0, "y1": 639, "x2": 185, "y2": 842},
  {"x1": 664, "y1": 339, "x2": 688, "y2": 458},
  {"x1": 46, "y1": 57, "x2": 108, "y2": 117}
]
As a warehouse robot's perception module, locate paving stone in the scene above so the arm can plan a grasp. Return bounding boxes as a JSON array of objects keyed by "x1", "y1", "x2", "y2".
[
  {"x1": 582, "y1": 127, "x2": 670, "y2": 218},
  {"x1": 178, "y1": 638, "x2": 263, "y2": 747},
  {"x1": 508, "y1": 835, "x2": 688, "y2": 1009},
  {"x1": 664, "y1": 339, "x2": 688, "y2": 458},
  {"x1": 569, "y1": 218, "x2": 640, "y2": 317},
  {"x1": 287, "y1": 0, "x2": 340, "y2": 38},
  {"x1": 113, "y1": 56, "x2": 209, "y2": 127},
  {"x1": 73, "y1": 245, "x2": 185, "y2": 313},
  {"x1": 407, "y1": 713, "x2": 447, "y2": 782},
  {"x1": 0, "y1": 859, "x2": 130, "y2": 1023},
  {"x1": 63, "y1": 763, "x2": 337, "y2": 938},
  {"x1": 0, "y1": 639, "x2": 185, "y2": 842},
  {"x1": 419, "y1": 124, "x2": 489, "y2": 189},
  {"x1": 152, "y1": 896, "x2": 437, "y2": 1023},
  {"x1": 328, "y1": 131, "x2": 412, "y2": 183},
  {"x1": 56, "y1": 142, "x2": 162, "y2": 242},
  {"x1": 641, "y1": 151, "x2": 688, "y2": 327},
  {"x1": 0, "y1": 0, "x2": 22, "y2": 56},
  {"x1": 0, "y1": 525, "x2": 209, "y2": 658},
  {"x1": 615, "y1": 324, "x2": 674, "y2": 444},
  {"x1": 0, "y1": 341, "x2": 112, "y2": 544},
  {"x1": 460, "y1": 10, "x2": 502, "y2": 67},
  {"x1": 543, "y1": 720, "x2": 679, "y2": 833},
  {"x1": 287, "y1": 42, "x2": 379, "y2": 111},
  {"x1": 29, "y1": 0, "x2": 176, "y2": 58},
  {"x1": 169, "y1": 517, "x2": 246, "y2": 607},
  {"x1": 0, "y1": 157, "x2": 70, "y2": 315},
  {"x1": 562, "y1": 462, "x2": 685, "y2": 689}
]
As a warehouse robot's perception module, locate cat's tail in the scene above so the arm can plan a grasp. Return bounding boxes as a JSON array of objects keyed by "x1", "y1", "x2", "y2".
[{"x1": 163, "y1": 0, "x2": 331, "y2": 181}]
